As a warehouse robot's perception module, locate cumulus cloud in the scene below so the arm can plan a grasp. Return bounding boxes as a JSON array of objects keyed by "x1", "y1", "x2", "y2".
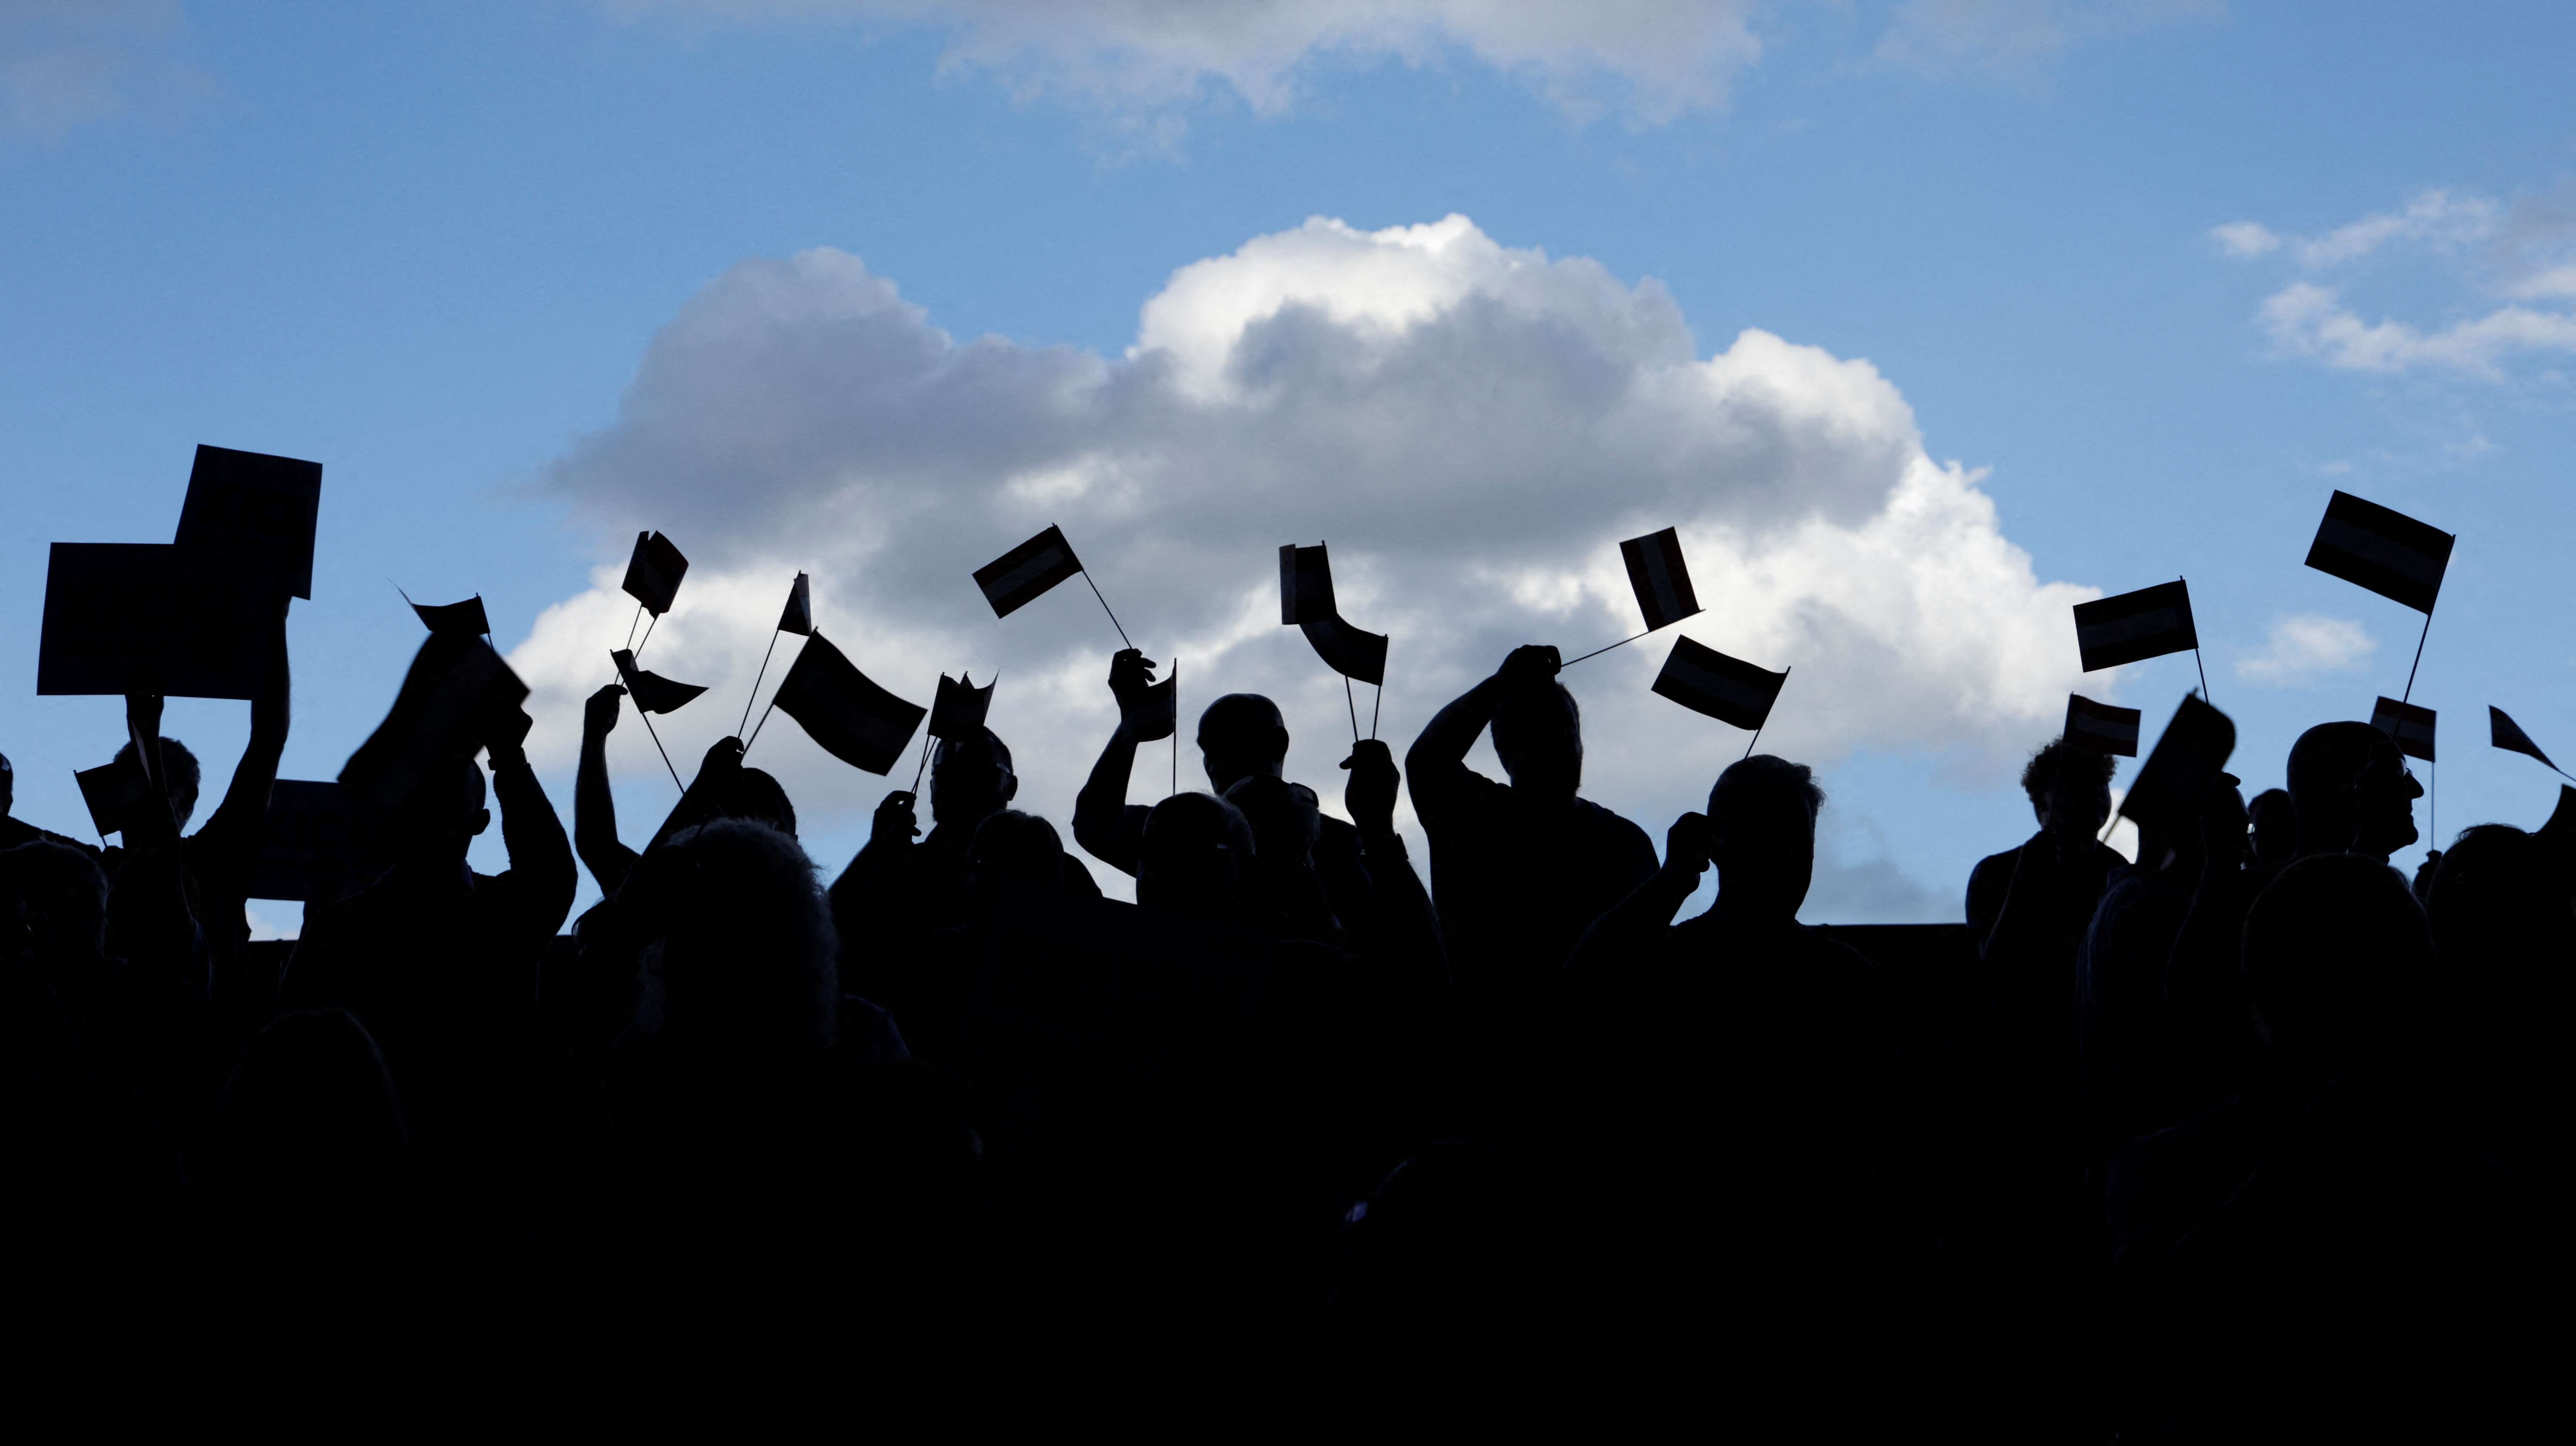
[
  {"x1": 2234, "y1": 613, "x2": 2375, "y2": 687},
  {"x1": 2219, "y1": 185, "x2": 2576, "y2": 380},
  {"x1": 1871, "y1": 0, "x2": 2223, "y2": 78},
  {"x1": 513, "y1": 215, "x2": 2100, "y2": 914},
  {"x1": 0, "y1": 0, "x2": 184, "y2": 140},
  {"x1": 608, "y1": 0, "x2": 1763, "y2": 134}
]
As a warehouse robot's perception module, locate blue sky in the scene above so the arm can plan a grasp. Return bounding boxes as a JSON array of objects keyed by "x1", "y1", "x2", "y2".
[{"x1": 6, "y1": 1, "x2": 2574, "y2": 931}]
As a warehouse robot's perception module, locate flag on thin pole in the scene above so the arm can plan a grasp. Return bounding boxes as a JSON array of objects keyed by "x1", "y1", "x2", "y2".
[
  {"x1": 763, "y1": 633, "x2": 926, "y2": 776},
  {"x1": 1650, "y1": 636, "x2": 1788, "y2": 730},
  {"x1": 2073, "y1": 581, "x2": 2198, "y2": 673},
  {"x1": 975, "y1": 526, "x2": 1086, "y2": 619},
  {"x1": 2064, "y1": 695, "x2": 2142, "y2": 756},
  {"x1": 777, "y1": 571, "x2": 813, "y2": 635},
  {"x1": 1124, "y1": 670, "x2": 1179, "y2": 743},
  {"x1": 1619, "y1": 527, "x2": 1702, "y2": 633},
  {"x1": 2117, "y1": 694, "x2": 2237, "y2": 836},
  {"x1": 1279, "y1": 543, "x2": 1337, "y2": 624},
  {"x1": 926, "y1": 671, "x2": 996, "y2": 741},
  {"x1": 611, "y1": 649, "x2": 708, "y2": 715},
  {"x1": 404, "y1": 590, "x2": 490, "y2": 638},
  {"x1": 73, "y1": 756, "x2": 153, "y2": 838},
  {"x1": 2490, "y1": 706, "x2": 2570, "y2": 779},
  {"x1": 2305, "y1": 490, "x2": 2452, "y2": 614},
  {"x1": 621, "y1": 531, "x2": 690, "y2": 617},
  {"x1": 2370, "y1": 697, "x2": 2436, "y2": 762}
]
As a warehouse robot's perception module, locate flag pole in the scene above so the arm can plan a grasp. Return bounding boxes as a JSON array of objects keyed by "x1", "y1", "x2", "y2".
[
  {"x1": 1080, "y1": 572, "x2": 1135, "y2": 651},
  {"x1": 910, "y1": 725, "x2": 936, "y2": 796},
  {"x1": 1371, "y1": 680, "x2": 1382, "y2": 742},
  {"x1": 634, "y1": 610, "x2": 660, "y2": 662},
  {"x1": 745, "y1": 695, "x2": 780, "y2": 755},
  {"x1": 634, "y1": 705, "x2": 685, "y2": 792},
  {"x1": 1345, "y1": 674, "x2": 1359, "y2": 744},
  {"x1": 624, "y1": 603, "x2": 645, "y2": 652},
  {"x1": 1171, "y1": 658, "x2": 1179, "y2": 799},
  {"x1": 740, "y1": 628, "x2": 783, "y2": 737},
  {"x1": 1561, "y1": 630, "x2": 1651, "y2": 668},
  {"x1": 2400, "y1": 607, "x2": 2433, "y2": 705}
]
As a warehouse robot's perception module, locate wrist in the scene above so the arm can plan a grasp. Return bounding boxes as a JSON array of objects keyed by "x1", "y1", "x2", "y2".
[{"x1": 488, "y1": 744, "x2": 528, "y2": 770}]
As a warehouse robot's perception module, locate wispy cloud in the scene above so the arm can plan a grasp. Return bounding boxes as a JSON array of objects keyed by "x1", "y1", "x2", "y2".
[
  {"x1": 2235, "y1": 613, "x2": 2376, "y2": 687},
  {"x1": 1871, "y1": 0, "x2": 2225, "y2": 81},
  {"x1": 0, "y1": 0, "x2": 185, "y2": 141}
]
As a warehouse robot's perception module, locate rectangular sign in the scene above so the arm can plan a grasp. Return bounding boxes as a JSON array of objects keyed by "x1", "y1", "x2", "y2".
[{"x1": 37, "y1": 542, "x2": 273, "y2": 700}]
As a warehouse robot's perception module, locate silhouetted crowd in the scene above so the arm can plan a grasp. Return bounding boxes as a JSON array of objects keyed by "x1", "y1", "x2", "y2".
[{"x1": 1, "y1": 624, "x2": 2558, "y2": 1434}]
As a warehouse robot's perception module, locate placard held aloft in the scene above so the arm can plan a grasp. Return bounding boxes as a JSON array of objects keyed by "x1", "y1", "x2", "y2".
[
  {"x1": 37, "y1": 542, "x2": 274, "y2": 700},
  {"x1": 174, "y1": 444, "x2": 324, "y2": 600}
]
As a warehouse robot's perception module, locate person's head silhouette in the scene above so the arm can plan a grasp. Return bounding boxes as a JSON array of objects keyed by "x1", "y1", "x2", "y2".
[
  {"x1": 929, "y1": 727, "x2": 1016, "y2": 831},
  {"x1": 390, "y1": 756, "x2": 491, "y2": 869},
  {"x1": 1709, "y1": 755, "x2": 1823, "y2": 927},
  {"x1": 721, "y1": 766, "x2": 797, "y2": 838},
  {"x1": 966, "y1": 808, "x2": 1069, "y2": 911},
  {"x1": 111, "y1": 735, "x2": 202, "y2": 831},
  {"x1": 1492, "y1": 680, "x2": 1583, "y2": 810},
  {"x1": 2020, "y1": 740, "x2": 2114, "y2": 854},
  {"x1": 1197, "y1": 694, "x2": 1291, "y2": 795},
  {"x1": 2241, "y1": 853, "x2": 2428, "y2": 1083},
  {"x1": 2287, "y1": 723, "x2": 2421, "y2": 860},
  {"x1": 0, "y1": 750, "x2": 13, "y2": 819},
  {"x1": 1137, "y1": 792, "x2": 1255, "y2": 923},
  {"x1": 0, "y1": 840, "x2": 108, "y2": 978},
  {"x1": 652, "y1": 818, "x2": 839, "y2": 1063},
  {"x1": 2248, "y1": 788, "x2": 2298, "y2": 873}
]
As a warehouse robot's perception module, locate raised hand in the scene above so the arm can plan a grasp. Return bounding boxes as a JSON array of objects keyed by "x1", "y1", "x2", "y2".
[
  {"x1": 872, "y1": 789, "x2": 920, "y2": 848},
  {"x1": 698, "y1": 735, "x2": 745, "y2": 780},
  {"x1": 486, "y1": 702, "x2": 535, "y2": 765},
  {"x1": 1340, "y1": 739, "x2": 1400, "y2": 837},
  {"x1": 584, "y1": 683, "x2": 626, "y2": 738},
  {"x1": 1661, "y1": 811, "x2": 1714, "y2": 881},
  {"x1": 1495, "y1": 644, "x2": 1562, "y2": 691},
  {"x1": 1108, "y1": 647, "x2": 1160, "y2": 708}
]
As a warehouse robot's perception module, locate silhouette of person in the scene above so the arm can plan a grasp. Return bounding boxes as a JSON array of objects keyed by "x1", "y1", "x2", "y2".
[
  {"x1": 832, "y1": 726, "x2": 1093, "y2": 1017},
  {"x1": 109, "y1": 598, "x2": 292, "y2": 963},
  {"x1": 2245, "y1": 787, "x2": 2297, "y2": 881},
  {"x1": 2285, "y1": 721, "x2": 2421, "y2": 861},
  {"x1": 577, "y1": 692, "x2": 797, "y2": 896},
  {"x1": 1075, "y1": 648, "x2": 1376, "y2": 927},
  {"x1": 1405, "y1": 645, "x2": 1655, "y2": 997},
  {"x1": 1966, "y1": 739, "x2": 2123, "y2": 966},
  {"x1": 284, "y1": 701, "x2": 573, "y2": 1157}
]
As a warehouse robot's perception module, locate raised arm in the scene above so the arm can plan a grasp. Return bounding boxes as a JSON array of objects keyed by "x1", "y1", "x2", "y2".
[
  {"x1": 1405, "y1": 644, "x2": 1558, "y2": 813},
  {"x1": 485, "y1": 704, "x2": 576, "y2": 939},
  {"x1": 201, "y1": 596, "x2": 292, "y2": 848},
  {"x1": 574, "y1": 683, "x2": 638, "y2": 895},
  {"x1": 1337, "y1": 739, "x2": 1447, "y2": 988},
  {"x1": 1071, "y1": 647, "x2": 1157, "y2": 877},
  {"x1": 1565, "y1": 812, "x2": 1710, "y2": 978}
]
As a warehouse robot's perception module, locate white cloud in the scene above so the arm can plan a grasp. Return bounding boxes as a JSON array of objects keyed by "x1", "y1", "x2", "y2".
[
  {"x1": 608, "y1": 0, "x2": 1764, "y2": 134},
  {"x1": 0, "y1": 0, "x2": 183, "y2": 140},
  {"x1": 1871, "y1": 0, "x2": 2223, "y2": 78},
  {"x1": 2234, "y1": 613, "x2": 2375, "y2": 687},
  {"x1": 2208, "y1": 221, "x2": 2278, "y2": 259},
  {"x1": 2290, "y1": 189, "x2": 2498, "y2": 269},
  {"x1": 513, "y1": 216, "x2": 2103, "y2": 884},
  {"x1": 2257, "y1": 279, "x2": 2576, "y2": 377}
]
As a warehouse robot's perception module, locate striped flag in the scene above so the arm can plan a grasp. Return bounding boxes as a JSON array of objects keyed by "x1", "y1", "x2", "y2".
[
  {"x1": 927, "y1": 671, "x2": 996, "y2": 741},
  {"x1": 778, "y1": 572, "x2": 813, "y2": 636},
  {"x1": 1619, "y1": 527, "x2": 1701, "y2": 633},
  {"x1": 1279, "y1": 543, "x2": 1337, "y2": 625},
  {"x1": 406, "y1": 592, "x2": 489, "y2": 638},
  {"x1": 620, "y1": 531, "x2": 689, "y2": 616},
  {"x1": 974, "y1": 526, "x2": 1084, "y2": 619},
  {"x1": 611, "y1": 648, "x2": 708, "y2": 716},
  {"x1": 2064, "y1": 694, "x2": 2142, "y2": 756},
  {"x1": 1651, "y1": 635, "x2": 1787, "y2": 730},
  {"x1": 2370, "y1": 697, "x2": 2436, "y2": 762},
  {"x1": 2490, "y1": 706, "x2": 2558, "y2": 773},
  {"x1": 2118, "y1": 693, "x2": 2237, "y2": 835},
  {"x1": 770, "y1": 633, "x2": 926, "y2": 776},
  {"x1": 2073, "y1": 580, "x2": 2197, "y2": 672},
  {"x1": 2304, "y1": 491, "x2": 2452, "y2": 614}
]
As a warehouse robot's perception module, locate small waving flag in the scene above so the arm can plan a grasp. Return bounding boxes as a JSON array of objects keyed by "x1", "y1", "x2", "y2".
[
  {"x1": 1619, "y1": 527, "x2": 1701, "y2": 633},
  {"x1": 2490, "y1": 707, "x2": 2561, "y2": 774},
  {"x1": 2064, "y1": 695, "x2": 2142, "y2": 756},
  {"x1": 770, "y1": 634, "x2": 926, "y2": 776},
  {"x1": 611, "y1": 648, "x2": 708, "y2": 716},
  {"x1": 1124, "y1": 670, "x2": 1179, "y2": 744},
  {"x1": 1302, "y1": 616, "x2": 1388, "y2": 687},
  {"x1": 2118, "y1": 694, "x2": 2237, "y2": 836},
  {"x1": 405, "y1": 591, "x2": 490, "y2": 638},
  {"x1": 2074, "y1": 581, "x2": 2197, "y2": 673},
  {"x1": 2370, "y1": 697, "x2": 2436, "y2": 762},
  {"x1": 2305, "y1": 491, "x2": 2452, "y2": 614},
  {"x1": 1652, "y1": 636, "x2": 1787, "y2": 730},
  {"x1": 778, "y1": 572, "x2": 813, "y2": 636},
  {"x1": 621, "y1": 531, "x2": 690, "y2": 617},
  {"x1": 927, "y1": 671, "x2": 996, "y2": 742},
  {"x1": 74, "y1": 756, "x2": 154, "y2": 838},
  {"x1": 975, "y1": 526, "x2": 1084, "y2": 619},
  {"x1": 1279, "y1": 543, "x2": 1337, "y2": 625}
]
